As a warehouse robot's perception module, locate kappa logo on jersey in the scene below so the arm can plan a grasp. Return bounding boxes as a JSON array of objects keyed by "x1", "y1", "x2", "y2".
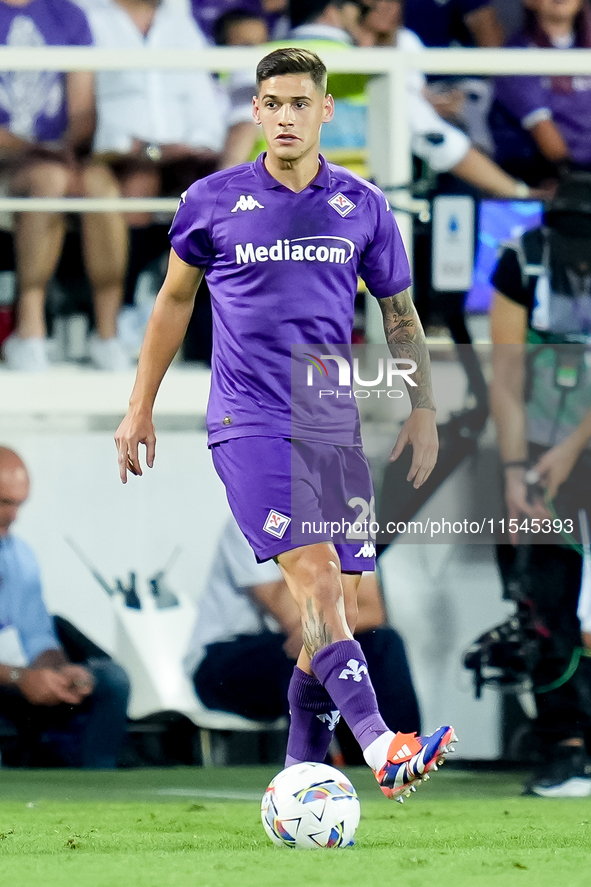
[
  {"x1": 328, "y1": 192, "x2": 356, "y2": 218},
  {"x1": 316, "y1": 710, "x2": 341, "y2": 732},
  {"x1": 231, "y1": 194, "x2": 264, "y2": 213},
  {"x1": 354, "y1": 541, "x2": 376, "y2": 558},
  {"x1": 235, "y1": 236, "x2": 355, "y2": 265},
  {"x1": 263, "y1": 509, "x2": 291, "y2": 539},
  {"x1": 338, "y1": 659, "x2": 368, "y2": 682}
]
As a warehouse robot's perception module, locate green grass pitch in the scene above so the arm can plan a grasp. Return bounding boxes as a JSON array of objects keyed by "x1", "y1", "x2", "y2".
[{"x1": 1, "y1": 765, "x2": 591, "y2": 887}]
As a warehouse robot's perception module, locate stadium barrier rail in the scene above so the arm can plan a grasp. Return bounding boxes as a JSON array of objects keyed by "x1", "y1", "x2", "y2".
[{"x1": 1, "y1": 45, "x2": 589, "y2": 339}]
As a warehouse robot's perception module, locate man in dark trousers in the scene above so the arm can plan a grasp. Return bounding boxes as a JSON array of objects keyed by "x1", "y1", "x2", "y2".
[{"x1": 490, "y1": 172, "x2": 591, "y2": 796}]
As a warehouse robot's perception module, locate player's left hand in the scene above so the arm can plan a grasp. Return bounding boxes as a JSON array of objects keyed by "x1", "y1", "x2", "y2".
[{"x1": 389, "y1": 408, "x2": 438, "y2": 488}]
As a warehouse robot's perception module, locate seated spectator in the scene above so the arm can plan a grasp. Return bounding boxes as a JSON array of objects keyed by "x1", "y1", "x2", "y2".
[
  {"x1": 287, "y1": 0, "x2": 370, "y2": 168},
  {"x1": 215, "y1": 7, "x2": 270, "y2": 170},
  {"x1": 184, "y1": 517, "x2": 421, "y2": 764},
  {"x1": 490, "y1": 0, "x2": 591, "y2": 187},
  {"x1": 86, "y1": 0, "x2": 226, "y2": 228},
  {"x1": 192, "y1": 0, "x2": 288, "y2": 43},
  {"x1": 289, "y1": 0, "x2": 534, "y2": 198},
  {"x1": 84, "y1": 0, "x2": 227, "y2": 324},
  {"x1": 0, "y1": 0, "x2": 130, "y2": 372},
  {"x1": 401, "y1": 0, "x2": 505, "y2": 152},
  {"x1": 0, "y1": 446, "x2": 130, "y2": 767}
]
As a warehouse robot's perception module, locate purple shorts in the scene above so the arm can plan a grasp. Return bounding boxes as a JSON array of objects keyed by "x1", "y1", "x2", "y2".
[{"x1": 210, "y1": 436, "x2": 376, "y2": 571}]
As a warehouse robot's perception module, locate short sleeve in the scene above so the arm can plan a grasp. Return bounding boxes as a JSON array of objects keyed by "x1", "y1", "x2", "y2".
[
  {"x1": 491, "y1": 246, "x2": 531, "y2": 309},
  {"x1": 169, "y1": 181, "x2": 215, "y2": 268},
  {"x1": 9, "y1": 539, "x2": 60, "y2": 664},
  {"x1": 494, "y1": 73, "x2": 550, "y2": 127},
  {"x1": 358, "y1": 191, "x2": 412, "y2": 299}
]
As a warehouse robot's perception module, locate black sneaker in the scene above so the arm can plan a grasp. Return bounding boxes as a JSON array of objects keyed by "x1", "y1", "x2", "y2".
[{"x1": 524, "y1": 747, "x2": 591, "y2": 798}]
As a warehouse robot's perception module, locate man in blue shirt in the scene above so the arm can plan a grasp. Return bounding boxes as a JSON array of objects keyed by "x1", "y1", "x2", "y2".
[{"x1": 0, "y1": 446, "x2": 129, "y2": 767}]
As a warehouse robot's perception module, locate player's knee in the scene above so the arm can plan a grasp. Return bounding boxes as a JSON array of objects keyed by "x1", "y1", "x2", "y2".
[
  {"x1": 291, "y1": 554, "x2": 342, "y2": 612},
  {"x1": 282, "y1": 543, "x2": 339, "y2": 579}
]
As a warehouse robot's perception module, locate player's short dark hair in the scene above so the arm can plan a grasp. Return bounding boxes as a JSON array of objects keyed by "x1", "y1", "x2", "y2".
[{"x1": 256, "y1": 47, "x2": 328, "y2": 93}]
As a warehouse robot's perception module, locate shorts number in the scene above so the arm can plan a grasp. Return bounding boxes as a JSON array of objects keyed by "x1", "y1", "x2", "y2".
[{"x1": 346, "y1": 495, "x2": 376, "y2": 540}]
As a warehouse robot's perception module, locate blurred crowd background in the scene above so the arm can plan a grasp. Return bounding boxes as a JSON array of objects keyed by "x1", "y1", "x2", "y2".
[{"x1": 0, "y1": 0, "x2": 582, "y2": 372}]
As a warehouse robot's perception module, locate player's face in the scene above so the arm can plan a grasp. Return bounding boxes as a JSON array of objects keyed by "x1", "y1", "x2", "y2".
[
  {"x1": 0, "y1": 467, "x2": 29, "y2": 536},
  {"x1": 253, "y1": 74, "x2": 334, "y2": 163}
]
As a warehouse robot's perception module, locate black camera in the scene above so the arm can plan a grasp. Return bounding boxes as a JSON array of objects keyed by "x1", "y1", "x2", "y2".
[{"x1": 463, "y1": 602, "x2": 544, "y2": 699}]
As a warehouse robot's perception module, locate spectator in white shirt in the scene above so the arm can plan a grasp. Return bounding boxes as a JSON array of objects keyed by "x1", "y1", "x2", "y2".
[
  {"x1": 214, "y1": 7, "x2": 270, "y2": 170},
  {"x1": 85, "y1": 0, "x2": 227, "y2": 228}
]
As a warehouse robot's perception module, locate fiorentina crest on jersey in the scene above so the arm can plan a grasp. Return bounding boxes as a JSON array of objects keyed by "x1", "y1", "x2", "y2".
[
  {"x1": 328, "y1": 192, "x2": 356, "y2": 217},
  {"x1": 263, "y1": 509, "x2": 291, "y2": 538}
]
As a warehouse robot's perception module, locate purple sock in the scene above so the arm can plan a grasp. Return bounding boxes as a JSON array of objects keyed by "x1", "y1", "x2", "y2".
[
  {"x1": 285, "y1": 666, "x2": 341, "y2": 767},
  {"x1": 311, "y1": 639, "x2": 389, "y2": 752}
]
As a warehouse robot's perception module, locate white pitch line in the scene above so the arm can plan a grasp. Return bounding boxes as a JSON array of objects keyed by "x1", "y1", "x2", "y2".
[{"x1": 154, "y1": 788, "x2": 262, "y2": 801}]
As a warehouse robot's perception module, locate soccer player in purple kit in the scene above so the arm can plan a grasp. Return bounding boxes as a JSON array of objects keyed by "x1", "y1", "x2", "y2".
[{"x1": 115, "y1": 47, "x2": 457, "y2": 800}]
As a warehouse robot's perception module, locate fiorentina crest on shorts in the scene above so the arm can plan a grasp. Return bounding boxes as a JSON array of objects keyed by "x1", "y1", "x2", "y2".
[
  {"x1": 328, "y1": 192, "x2": 356, "y2": 217},
  {"x1": 263, "y1": 509, "x2": 291, "y2": 539}
]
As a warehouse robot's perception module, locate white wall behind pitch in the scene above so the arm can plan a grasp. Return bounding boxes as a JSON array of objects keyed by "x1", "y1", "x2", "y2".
[{"x1": 1, "y1": 428, "x2": 230, "y2": 657}]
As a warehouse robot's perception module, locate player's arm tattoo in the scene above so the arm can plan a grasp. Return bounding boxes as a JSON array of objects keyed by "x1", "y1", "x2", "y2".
[
  {"x1": 379, "y1": 288, "x2": 436, "y2": 411},
  {"x1": 301, "y1": 599, "x2": 333, "y2": 659}
]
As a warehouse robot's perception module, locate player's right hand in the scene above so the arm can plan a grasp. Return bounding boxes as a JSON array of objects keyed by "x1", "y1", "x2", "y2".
[
  {"x1": 17, "y1": 667, "x2": 87, "y2": 706},
  {"x1": 114, "y1": 409, "x2": 156, "y2": 483}
]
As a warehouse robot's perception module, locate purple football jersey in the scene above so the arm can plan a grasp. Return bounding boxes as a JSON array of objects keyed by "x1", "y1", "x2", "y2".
[
  {"x1": 169, "y1": 154, "x2": 411, "y2": 446},
  {"x1": 0, "y1": 0, "x2": 92, "y2": 143}
]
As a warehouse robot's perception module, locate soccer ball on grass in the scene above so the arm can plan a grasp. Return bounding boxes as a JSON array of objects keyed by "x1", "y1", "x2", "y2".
[{"x1": 261, "y1": 762, "x2": 360, "y2": 849}]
